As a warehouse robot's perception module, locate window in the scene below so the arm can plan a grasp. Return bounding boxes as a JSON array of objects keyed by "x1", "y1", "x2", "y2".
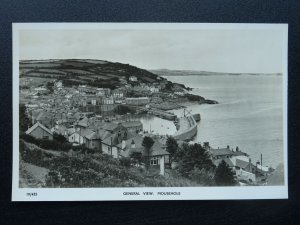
[
  {"x1": 150, "y1": 157, "x2": 158, "y2": 165},
  {"x1": 43, "y1": 136, "x2": 49, "y2": 140}
]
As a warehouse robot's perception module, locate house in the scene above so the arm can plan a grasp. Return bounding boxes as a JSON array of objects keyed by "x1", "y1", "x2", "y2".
[
  {"x1": 213, "y1": 158, "x2": 235, "y2": 168},
  {"x1": 34, "y1": 111, "x2": 54, "y2": 128},
  {"x1": 101, "y1": 129, "x2": 136, "y2": 158},
  {"x1": 102, "y1": 122, "x2": 127, "y2": 135},
  {"x1": 233, "y1": 158, "x2": 257, "y2": 183},
  {"x1": 121, "y1": 121, "x2": 143, "y2": 134},
  {"x1": 51, "y1": 124, "x2": 68, "y2": 137},
  {"x1": 129, "y1": 76, "x2": 138, "y2": 82},
  {"x1": 54, "y1": 80, "x2": 63, "y2": 89},
  {"x1": 96, "y1": 88, "x2": 111, "y2": 96},
  {"x1": 208, "y1": 145, "x2": 248, "y2": 160},
  {"x1": 68, "y1": 131, "x2": 85, "y2": 145},
  {"x1": 117, "y1": 136, "x2": 170, "y2": 166},
  {"x1": 74, "y1": 117, "x2": 89, "y2": 131},
  {"x1": 91, "y1": 99, "x2": 97, "y2": 105},
  {"x1": 25, "y1": 122, "x2": 53, "y2": 140},
  {"x1": 149, "y1": 86, "x2": 160, "y2": 93},
  {"x1": 125, "y1": 97, "x2": 150, "y2": 106},
  {"x1": 66, "y1": 114, "x2": 77, "y2": 126},
  {"x1": 83, "y1": 130, "x2": 102, "y2": 150},
  {"x1": 212, "y1": 155, "x2": 257, "y2": 184},
  {"x1": 101, "y1": 133, "x2": 123, "y2": 158},
  {"x1": 112, "y1": 89, "x2": 124, "y2": 99},
  {"x1": 255, "y1": 164, "x2": 271, "y2": 176},
  {"x1": 80, "y1": 112, "x2": 96, "y2": 119},
  {"x1": 102, "y1": 97, "x2": 114, "y2": 105},
  {"x1": 78, "y1": 85, "x2": 97, "y2": 94},
  {"x1": 174, "y1": 91, "x2": 185, "y2": 96},
  {"x1": 83, "y1": 129, "x2": 111, "y2": 151},
  {"x1": 34, "y1": 87, "x2": 48, "y2": 94}
]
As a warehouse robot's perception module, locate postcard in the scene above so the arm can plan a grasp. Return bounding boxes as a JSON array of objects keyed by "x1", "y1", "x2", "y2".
[{"x1": 12, "y1": 23, "x2": 288, "y2": 201}]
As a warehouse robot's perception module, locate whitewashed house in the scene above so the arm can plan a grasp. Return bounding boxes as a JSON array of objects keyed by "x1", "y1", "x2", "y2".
[{"x1": 129, "y1": 76, "x2": 138, "y2": 82}]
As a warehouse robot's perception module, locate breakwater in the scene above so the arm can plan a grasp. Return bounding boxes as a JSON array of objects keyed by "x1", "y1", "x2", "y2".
[{"x1": 173, "y1": 115, "x2": 197, "y2": 141}]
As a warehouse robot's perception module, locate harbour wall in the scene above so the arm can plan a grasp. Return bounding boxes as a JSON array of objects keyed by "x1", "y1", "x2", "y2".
[
  {"x1": 148, "y1": 109, "x2": 177, "y2": 121},
  {"x1": 173, "y1": 115, "x2": 197, "y2": 141}
]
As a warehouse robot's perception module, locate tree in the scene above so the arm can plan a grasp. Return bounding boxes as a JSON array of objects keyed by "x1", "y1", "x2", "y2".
[
  {"x1": 214, "y1": 160, "x2": 237, "y2": 186},
  {"x1": 53, "y1": 133, "x2": 67, "y2": 143},
  {"x1": 190, "y1": 167, "x2": 215, "y2": 186},
  {"x1": 129, "y1": 152, "x2": 142, "y2": 166},
  {"x1": 119, "y1": 157, "x2": 131, "y2": 168},
  {"x1": 46, "y1": 82, "x2": 54, "y2": 93},
  {"x1": 166, "y1": 136, "x2": 178, "y2": 165},
  {"x1": 175, "y1": 143, "x2": 214, "y2": 177},
  {"x1": 19, "y1": 104, "x2": 31, "y2": 132},
  {"x1": 165, "y1": 81, "x2": 173, "y2": 91},
  {"x1": 142, "y1": 136, "x2": 154, "y2": 169}
]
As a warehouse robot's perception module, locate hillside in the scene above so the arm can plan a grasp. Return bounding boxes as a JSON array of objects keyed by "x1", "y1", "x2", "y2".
[
  {"x1": 151, "y1": 69, "x2": 282, "y2": 76},
  {"x1": 19, "y1": 140, "x2": 198, "y2": 188},
  {"x1": 20, "y1": 59, "x2": 164, "y2": 90}
]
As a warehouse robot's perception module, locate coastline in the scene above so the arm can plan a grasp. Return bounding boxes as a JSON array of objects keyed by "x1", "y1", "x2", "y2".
[{"x1": 150, "y1": 98, "x2": 218, "y2": 111}]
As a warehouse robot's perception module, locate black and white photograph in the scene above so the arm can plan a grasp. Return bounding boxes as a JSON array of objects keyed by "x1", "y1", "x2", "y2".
[{"x1": 12, "y1": 23, "x2": 288, "y2": 201}]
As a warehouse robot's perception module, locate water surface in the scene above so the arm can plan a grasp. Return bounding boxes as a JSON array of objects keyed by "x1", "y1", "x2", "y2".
[{"x1": 165, "y1": 75, "x2": 284, "y2": 168}]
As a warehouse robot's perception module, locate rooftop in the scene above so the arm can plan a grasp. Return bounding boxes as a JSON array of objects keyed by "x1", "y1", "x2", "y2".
[{"x1": 26, "y1": 122, "x2": 53, "y2": 136}]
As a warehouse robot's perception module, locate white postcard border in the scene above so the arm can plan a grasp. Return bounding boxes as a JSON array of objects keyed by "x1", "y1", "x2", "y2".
[{"x1": 12, "y1": 23, "x2": 288, "y2": 201}]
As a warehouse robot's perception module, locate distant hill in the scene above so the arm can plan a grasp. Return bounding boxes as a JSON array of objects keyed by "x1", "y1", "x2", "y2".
[
  {"x1": 266, "y1": 163, "x2": 284, "y2": 186},
  {"x1": 151, "y1": 69, "x2": 282, "y2": 76},
  {"x1": 20, "y1": 59, "x2": 164, "y2": 89}
]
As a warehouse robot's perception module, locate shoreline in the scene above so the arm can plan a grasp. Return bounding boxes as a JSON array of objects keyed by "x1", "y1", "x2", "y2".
[{"x1": 150, "y1": 98, "x2": 218, "y2": 111}]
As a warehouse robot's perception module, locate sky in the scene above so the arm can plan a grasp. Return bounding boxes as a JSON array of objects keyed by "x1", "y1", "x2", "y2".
[{"x1": 19, "y1": 27, "x2": 286, "y2": 73}]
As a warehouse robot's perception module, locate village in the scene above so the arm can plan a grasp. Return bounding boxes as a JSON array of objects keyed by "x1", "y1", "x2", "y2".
[{"x1": 19, "y1": 74, "x2": 273, "y2": 187}]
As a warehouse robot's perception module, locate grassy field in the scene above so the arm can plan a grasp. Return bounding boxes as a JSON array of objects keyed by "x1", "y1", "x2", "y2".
[{"x1": 19, "y1": 59, "x2": 162, "y2": 88}]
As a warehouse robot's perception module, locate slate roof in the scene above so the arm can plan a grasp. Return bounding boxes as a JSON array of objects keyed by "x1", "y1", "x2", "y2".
[
  {"x1": 213, "y1": 158, "x2": 234, "y2": 167},
  {"x1": 235, "y1": 159, "x2": 256, "y2": 173},
  {"x1": 209, "y1": 148, "x2": 248, "y2": 157},
  {"x1": 76, "y1": 117, "x2": 89, "y2": 127},
  {"x1": 83, "y1": 129, "x2": 111, "y2": 140},
  {"x1": 102, "y1": 133, "x2": 122, "y2": 146},
  {"x1": 209, "y1": 148, "x2": 235, "y2": 157},
  {"x1": 26, "y1": 122, "x2": 53, "y2": 136},
  {"x1": 102, "y1": 123, "x2": 119, "y2": 132},
  {"x1": 36, "y1": 111, "x2": 53, "y2": 121},
  {"x1": 80, "y1": 129, "x2": 95, "y2": 139},
  {"x1": 117, "y1": 135, "x2": 169, "y2": 158},
  {"x1": 51, "y1": 125, "x2": 67, "y2": 135}
]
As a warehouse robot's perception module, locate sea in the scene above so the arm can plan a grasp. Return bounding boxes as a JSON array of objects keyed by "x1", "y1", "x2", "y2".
[{"x1": 141, "y1": 75, "x2": 285, "y2": 168}]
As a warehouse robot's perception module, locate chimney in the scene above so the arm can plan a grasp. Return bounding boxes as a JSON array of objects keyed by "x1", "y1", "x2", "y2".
[
  {"x1": 131, "y1": 139, "x2": 135, "y2": 149},
  {"x1": 227, "y1": 145, "x2": 230, "y2": 149},
  {"x1": 122, "y1": 140, "x2": 126, "y2": 150},
  {"x1": 249, "y1": 158, "x2": 252, "y2": 172},
  {"x1": 236, "y1": 146, "x2": 239, "y2": 152}
]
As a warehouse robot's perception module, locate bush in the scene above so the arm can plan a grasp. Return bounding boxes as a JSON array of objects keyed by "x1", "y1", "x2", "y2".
[
  {"x1": 119, "y1": 157, "x2": 131, "y2": 168},
  {"x1": 214, "y1": 160, "x2": 237, "y2": 186},
  {"x1": 190, "y1": 168, "x2": 215, "y2": 186},
  {"x1": 20, "y1": 133, "x2": 73, "y2": 151},
  {"x1": 175, "y1": 143, "x2": 214, "y2": 177}
]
